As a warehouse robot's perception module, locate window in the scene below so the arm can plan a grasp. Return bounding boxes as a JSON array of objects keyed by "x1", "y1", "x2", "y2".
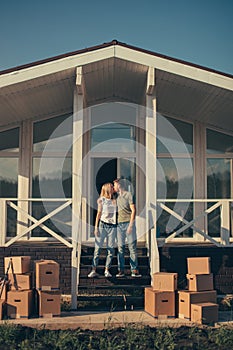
[
  {"x1": 206, "y1": 128, "x2": 233, "y2": 237},
  {"x1": 32, "y1": 115, "x2": 73, "y2": 238},
  {"x1": 0, "y1": 127, "x2": 19, "y2": 236},
  {"x1": 157, "y1": 116, "x2": 194, "y2": 238}
]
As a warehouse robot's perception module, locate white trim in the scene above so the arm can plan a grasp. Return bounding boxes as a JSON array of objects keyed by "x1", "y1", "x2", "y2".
[
  {"x1": 1, "y1": 45, "x2": 232, "y2": 91},
  {"x1": 115, "y1": 46, "x2": 233, "y2": 91}
]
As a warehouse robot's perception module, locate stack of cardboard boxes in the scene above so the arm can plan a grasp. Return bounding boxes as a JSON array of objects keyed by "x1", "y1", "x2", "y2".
[
  {"x1": 4, "y1": 256, "x2": 33, "y2": 319},
  {"x1": 144, "y1": 272, "x2": 177, "y2": 318},
  {"x1": 145, "y1": 257, "x2": 219, "y2": 325},
  {"x1": 178, "y1": 257, "x2": 218, "y2": 324},
  {"x1": 35, "y1": 260, "x2": 61, "y2": 318},
  {"x1": 0, "y1": 257, "x2": 60, "y2": 319}
]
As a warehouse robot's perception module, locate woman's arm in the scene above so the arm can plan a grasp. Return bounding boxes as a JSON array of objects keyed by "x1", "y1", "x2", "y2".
[{"x1": 94, "y1": 199, "x2": 102, "y2": 235}]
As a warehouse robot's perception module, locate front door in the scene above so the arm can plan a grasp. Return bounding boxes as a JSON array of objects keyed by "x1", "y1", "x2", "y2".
[{"x1": 89, "y1": 157, "x2": 136, "y2": 239}]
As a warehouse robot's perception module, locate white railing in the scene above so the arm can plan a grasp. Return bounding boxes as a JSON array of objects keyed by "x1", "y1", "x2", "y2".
[
  {"x1": 0, "y1": 198, "x2": 73, "y2": 248},
  {"x1": 156, "y1": 199, "x2": 233, "y2": 247}
]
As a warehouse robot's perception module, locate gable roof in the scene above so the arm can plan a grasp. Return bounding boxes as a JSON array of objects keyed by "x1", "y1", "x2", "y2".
[{"x1": 0, "y1": 40, "x2": 232, "y2": 132}]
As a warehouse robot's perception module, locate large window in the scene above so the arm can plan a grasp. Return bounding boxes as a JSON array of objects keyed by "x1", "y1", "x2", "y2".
[
  {"x1": 206, "y1": 129, "x2": 233, "y2": 237},
  {"x1": 0, "y1": 127, "x2": 19, "y2": 236},
  {"x1": 32, "y1": 115, "x2": 73, "y2": 238},
  {"x1": 90, "y1": 103, "x2": 137, "y2": 153},
  {"x1": 157, "y1": 116, "x2": 194, "y2": 238}
]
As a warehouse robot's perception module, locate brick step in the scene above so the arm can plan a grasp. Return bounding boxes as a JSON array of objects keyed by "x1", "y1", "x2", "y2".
[
  {"x1": 77, "y1": 295, "x2": 144, "y2": 311},
  {"x1": 79, "y1": 275, "x2": 151, "y2": 287},
  {"x1": 81, "y1": 245, "x2": 147, "y2": 256},
  {"x1": 81, "y1": 265, "x2": 150, "y2": 276},
  {"x1": 80, "y1": 256, "x2": 149, "y2": 265}
]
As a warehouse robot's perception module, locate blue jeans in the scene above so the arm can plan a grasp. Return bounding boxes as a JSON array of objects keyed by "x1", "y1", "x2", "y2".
[
  {"x1": 117, "y1": 222, "x2": 138, "y2": 271},
  {"x1": 92, "y1": 221, "x2": 116, "y2": 269}
]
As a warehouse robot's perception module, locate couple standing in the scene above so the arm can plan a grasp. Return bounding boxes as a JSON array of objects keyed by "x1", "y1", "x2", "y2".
[{"x1": 88, "y1": 178, "x2": 141, "y2": 278}]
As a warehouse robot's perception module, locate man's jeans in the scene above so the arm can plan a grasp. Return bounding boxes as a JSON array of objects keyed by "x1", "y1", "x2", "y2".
[
  {"x1": 117, "y1": 222, "x2": 138, "y2": 271},
  {"x1": 92, "y1": 221, "x2": 116, "y2": 269}
]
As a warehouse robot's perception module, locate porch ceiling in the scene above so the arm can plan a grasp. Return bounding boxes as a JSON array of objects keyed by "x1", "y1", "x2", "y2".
[{"x1": 0, "y1": 53, "x2": 232, "y2": 133}]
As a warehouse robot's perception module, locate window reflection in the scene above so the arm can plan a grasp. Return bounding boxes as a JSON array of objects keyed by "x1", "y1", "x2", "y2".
[
  {"x1": 207, "y1": 129, "x2": 233, "y2": 154},
  {"x1": 91, "y1": 123, "x2": 136, "y2": 152},
  {"x1": 157, "y1": 116, "x2": 193, "y2": 154}
]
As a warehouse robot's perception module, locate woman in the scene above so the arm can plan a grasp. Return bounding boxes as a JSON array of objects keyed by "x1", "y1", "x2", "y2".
[{"x1": 88, "y1": 182, "x2": 117, "y2": 278}]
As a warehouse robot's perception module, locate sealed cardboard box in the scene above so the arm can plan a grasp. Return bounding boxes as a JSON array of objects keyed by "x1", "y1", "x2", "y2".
[
  {"x1": 35, "y1": 260, "x2": 59, "y2": 290},
  {"x1": 38, "y1": 290, "x2": 61, "y2": 317},
  {"x1": 144, "y1": 287, "x2": 175, "y2": 318},
  {"x1": 187, "y1": 257, "x2": 211, "y2": 275},
  {"x1": 152, "y1": 272, "x2": 178, "y2": 291},
  {"x1": 178, "y1": 290, "x2": 217, "y2": 319},
  {"x1": 191, "y1": 302, "x2": 218, "y2": 324},
  {"x1": 0, "y1": 300, "x2": 5, "y2": 320},
  {"x1": 7, "y1": 290, "x2": 33, "y2": 319},
  {"x1": 4, "y1": 256, "x2": 31, "y2": 274},
  {"x1": 186, "y1": 273, "x2": 213, "y2": 291},
  {"x1": 8, "y1": 273, "x2": 31, "y2": 291}
]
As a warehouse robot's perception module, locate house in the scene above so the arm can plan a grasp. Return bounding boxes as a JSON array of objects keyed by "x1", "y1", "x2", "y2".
[{"x1": 0, "y1": 40, "x2": 232, "y2": 308}]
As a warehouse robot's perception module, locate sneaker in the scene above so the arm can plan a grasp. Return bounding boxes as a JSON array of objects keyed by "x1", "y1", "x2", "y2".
[
  {"x1": 131, "y1": 270, "x2": 142, "y2": 278},
  {"x1": 88, "y1": 270, "x2": 98, "y2": 278},
  {"x1": 104, "y1": 270, "x2": 112, "y2": 278},
  {"x1": 116, "y1": 271, "x2": 125, "y2": 278}
]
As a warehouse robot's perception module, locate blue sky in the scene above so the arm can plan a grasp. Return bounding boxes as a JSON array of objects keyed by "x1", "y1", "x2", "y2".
[{"x1": 0, "y1": 0, "x2": 232, "y2": 74}]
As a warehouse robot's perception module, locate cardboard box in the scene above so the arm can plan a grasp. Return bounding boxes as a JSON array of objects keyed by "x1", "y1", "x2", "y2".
[
  {"x1": 8, "y1": 273, "x2": 31, "y2": 291},
  {"x1": 191, "y1": 302, "x2": 218, "y2": 324},
  {"x1": 187, "y1": 257, "x2": 211, "y2": 275},
  {"x1": 0, "y1": 283, "x2": 7, "y2": 301},
  {"x1": 186, "y1": 273, "x2": 213, "y2": 291},
  {"x1": 178, "y1": 290, "x2": 217, "y2": 319},
  {"x1": 7, "y1": 290, "x2": 33, "y2": 319},
  {"x1": 0, "y1": 300, "x2": 5, "y2": 320},
  {"x1": 35, "y1": 260, "x2": 59, "y2": 290},
  {"x1": 38, "y1": 290, "x2": 61, "y2": 317},
  {"x1": 144, "y1": 287, "x2": 175, "y2": 318},
  {"x1": 4, "y1": 256, "x2": 31, "y2": 274},
  {"x1": 152, "y1": 272, "x2": 178, "y2": 292}
]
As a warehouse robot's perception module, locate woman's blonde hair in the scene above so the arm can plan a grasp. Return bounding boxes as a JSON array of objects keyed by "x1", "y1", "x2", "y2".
[{"x1": 100, "y1": 182, "x2": 113, "y2": 199}]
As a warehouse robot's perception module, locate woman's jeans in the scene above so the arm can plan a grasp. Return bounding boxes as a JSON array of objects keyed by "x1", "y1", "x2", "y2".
[
  {"x1": 92, "y1": 221, "x2": 116, "y2": 269},
  {"x1": 117, "y1": 222, "x2": 138, "y2": 271}
]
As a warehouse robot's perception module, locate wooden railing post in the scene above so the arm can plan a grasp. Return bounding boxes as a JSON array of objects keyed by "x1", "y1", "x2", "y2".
[
  {"x1": 221, "y1": 200, "x2": 230, "y2": 245},
  {"x1": 0, "y1": 200, "x2": 7, "y2": 246}
]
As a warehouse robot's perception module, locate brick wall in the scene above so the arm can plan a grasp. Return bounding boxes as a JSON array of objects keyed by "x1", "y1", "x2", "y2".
[{"x1": 0, "y1": 243, "x2": 72, "y2": 294}]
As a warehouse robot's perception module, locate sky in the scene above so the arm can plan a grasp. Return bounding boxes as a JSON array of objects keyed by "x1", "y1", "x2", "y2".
[{"x1": 0, "y1": 0, "x2": 233, "y2": 74}]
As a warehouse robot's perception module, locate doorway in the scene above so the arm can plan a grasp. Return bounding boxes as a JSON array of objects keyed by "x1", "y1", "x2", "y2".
[{"x1": 89, "y1": 157, "x2": 136, "y2": 238}]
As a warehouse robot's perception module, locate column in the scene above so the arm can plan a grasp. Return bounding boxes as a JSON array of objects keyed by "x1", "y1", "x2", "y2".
[
  {"x1": 71, "y1": 66, "x2": 84, "y2": 309},
  {"x1": 145, "y1": 67, "x2": 159, "y2": 275},
  {"x1": 17, "y1": 120, "x2": 32, "y2": 236}
]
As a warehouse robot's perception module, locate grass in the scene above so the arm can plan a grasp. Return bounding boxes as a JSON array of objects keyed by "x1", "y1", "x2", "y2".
[{"x1": 0, "y1": 322, "x2": 233, "y2": 349}]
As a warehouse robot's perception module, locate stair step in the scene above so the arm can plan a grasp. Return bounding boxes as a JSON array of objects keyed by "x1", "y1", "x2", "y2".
[
  {"x1": 81, "y1": 266, "x2": 150, "y2": 276},
  {"x1": 79, "y1": 275, "x2": 151, "y2": 287},
  {"x1": 77, "y1": 295, "x2": 144, "y2": 311},
  {"x1": 80, "y1": 256, "x2": 149, "y2": 265},
  {"x1": 81, "y1": 245, "x2": 148, "y2": 256}
]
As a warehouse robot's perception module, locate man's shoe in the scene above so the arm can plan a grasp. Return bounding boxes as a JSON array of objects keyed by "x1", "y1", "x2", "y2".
[
  {"x1": 116, "y1": 271, "x2": 125, "y2": 278},
  {"x1": 104, "y1": 270, "x2": 112, "y2": 278},
  {"x1": 88, "y1": 270, "x2": 98, "y2": 278},
  {"x1": 131, "y1": 270, "x2": 142, "y2": 278}
]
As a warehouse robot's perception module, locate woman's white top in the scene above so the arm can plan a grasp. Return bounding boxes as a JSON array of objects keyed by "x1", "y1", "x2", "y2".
[{"x1": 99, "y1": 197, "x2": 117, "y2": 225}]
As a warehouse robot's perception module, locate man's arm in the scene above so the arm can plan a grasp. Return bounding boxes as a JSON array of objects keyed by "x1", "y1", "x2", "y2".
[{"x1": 127, "y1": 203, "x2": 136, "y2": 234}]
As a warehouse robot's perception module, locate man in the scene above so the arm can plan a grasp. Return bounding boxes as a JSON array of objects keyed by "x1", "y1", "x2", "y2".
[{"x1": 113, "y1": 178, "x2": 141, "y2": 278}]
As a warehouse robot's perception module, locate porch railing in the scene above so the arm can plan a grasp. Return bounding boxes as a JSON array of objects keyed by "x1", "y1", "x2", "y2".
[
  {"x1": 0, "y1": 198, "x2": 73, "y2": 248},
  {"x1": 149, "y1": 199, "x2": 233, "y2": 276},
  {"x1": 156, "y1": 199, "x2": 233, "y2": 246}
]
